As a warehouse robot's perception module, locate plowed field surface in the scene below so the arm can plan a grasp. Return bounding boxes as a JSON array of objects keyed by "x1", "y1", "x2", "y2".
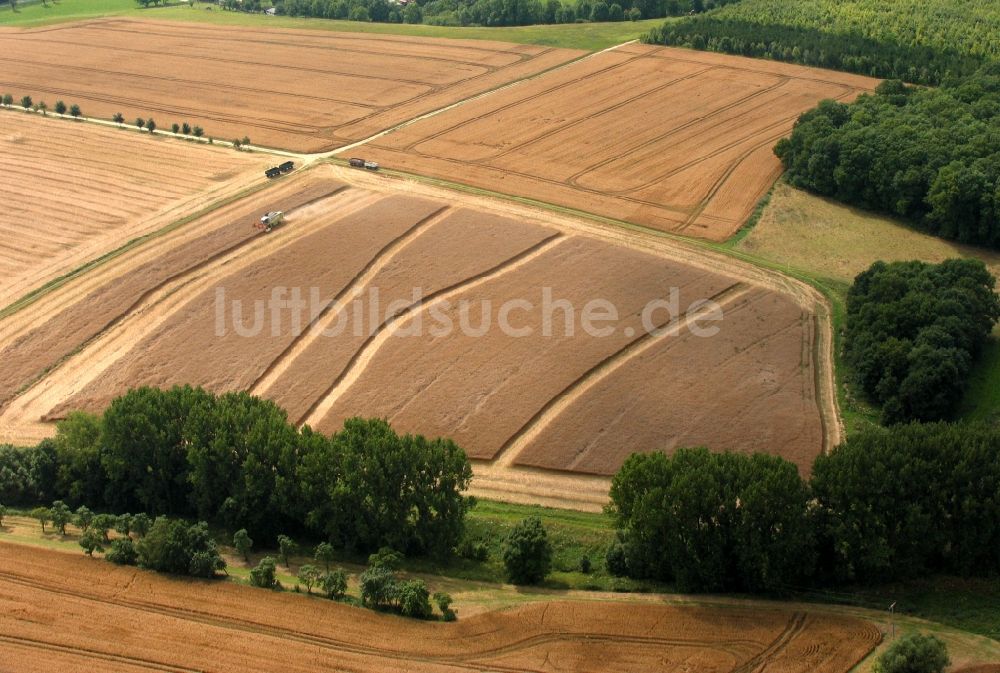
[
  {"x1": 361, "y1": 43, "x2": 878, "y2": 240},
  {"x1": 0, "y1": 19, "x2": 581, "y2": 153},
  {"x1": 0, "y1": 543, "x2": 881, "y2": 673},
  {"x1": 0, "y1": 111, "x2": 269, "y2": 308}
]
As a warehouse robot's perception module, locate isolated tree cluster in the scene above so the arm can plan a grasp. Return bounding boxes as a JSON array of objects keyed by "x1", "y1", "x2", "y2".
[{"x1": 844, "y1": 259, "x2": 1000, "y2": 423}]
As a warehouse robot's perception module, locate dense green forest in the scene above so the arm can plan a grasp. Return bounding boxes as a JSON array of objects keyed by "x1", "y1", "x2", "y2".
[
  {"x1": 643, "y1": 0, "x2": 1000, "y2": 85},
  {"x1": 608, "y1": 422, "x2": 1000, "y2": 591},
  {"x1": 775, "y1": 72, "x2": 1000, "y2": 248},
  {"x1": 844, "y1": 259, "x2": 1000, "y2": 423}
]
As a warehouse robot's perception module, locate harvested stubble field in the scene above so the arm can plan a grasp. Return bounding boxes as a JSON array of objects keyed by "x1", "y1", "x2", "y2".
[
  {"x1": 0, "y1": 543, "x2": 881, "y2": 673},
  {"x1": 362, "y1": 43, "x2": 878, "y2": 240},
  {"x1": 0, "y1": 18, "x2": 581, "y2": 152},
  {"x1": 0, "y1": 110, "x2": 269, "y2": 309},
  {"x1": 0, "y1": 167, "x2": 835, "y2": 508}
]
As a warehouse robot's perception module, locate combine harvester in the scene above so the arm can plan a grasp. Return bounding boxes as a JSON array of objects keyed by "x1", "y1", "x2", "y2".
[{"x1": 255, "y1": 211, "x2": 284, "y2": 233}]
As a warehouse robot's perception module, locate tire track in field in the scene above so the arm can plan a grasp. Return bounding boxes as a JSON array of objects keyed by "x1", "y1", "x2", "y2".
[
  {"x1": 2, "y1": 21, "x2": 567, "y2": 152},
  {"x1": 249, "y1": 204, "x2": 452, "y2": 395},
  {"x1": 675, "y1": 88, "x2": 863, "y2": 233},
  {"x1": 0, "y1": 634, "x2": 201, "y2": 673},
  {"x1": 640, "y1": 46, "x2": 875, "y2": 92},
  {"x1": 396, "y1": 52, "x2": 650, "y2": 153},
  {"x1": 0, "y1": 188, "x2": 360, "y2": 422},
  {"x1": 0, "y1": 76, "x2": 336, "y2": 137},
  {"x1": 730, "y1": 612, "x2": 808, "y2": 673},
  {"x1": 4, "y1": 154, "x2": 199, "y2": 203},
  {"x1": 0, "y1": 47, "x2": 455, "y2": 91},
  {"x1": 298, "y1": 233, "x2": 565, "y2": 428},
  {"x1": 459, "y1": 65, "x2": 718, "y2": 164},
  {"x1": 493, "y1": 282, "x2": 751, "y2": 469},
  {"x1": 576, "y1": 101, "x2": 797, "y2": 199},
  {"x1": 0, "y1": 55, "x2": 417, "y2": 110},
  {"x1": 0, "y1": 568, "x2": 768, "y2": 672},
  {"x1": 563, "y1": 77, "x2": 792, "y2": 191},
  {"x1": 81, "y1": 21, "x2": 536, "y2": 67}
]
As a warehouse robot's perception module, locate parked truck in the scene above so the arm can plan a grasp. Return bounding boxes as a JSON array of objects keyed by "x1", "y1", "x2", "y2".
[{"x1": 349, "y1": 157, "x2": 379, "y2": 170}]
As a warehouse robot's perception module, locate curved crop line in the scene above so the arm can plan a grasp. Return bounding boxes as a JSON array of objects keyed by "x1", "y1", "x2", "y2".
[
  {"x1": 494, "y1": 282, "x2": 751, "y2": 469},
  {"x1": 730, "y1": 612, "x2": 808, "y2": 673},
  {"x1": 675, "y1": 88, "x2": 863, "y2": 232},
  {"x1": 249, "y1": 204, "x2": 452, "y2": 395},
  {"x1": 298, "y1": 233, "x2": 565, "y2": 427}
]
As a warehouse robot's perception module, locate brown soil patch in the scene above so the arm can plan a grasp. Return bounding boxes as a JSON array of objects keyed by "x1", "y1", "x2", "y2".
[
  {"x1": 0, "y1": 542, "x2": 880, "y2": 673},
  {"x1": 0, "y1": 19, "x2": 581, "y2": 153},
  {"x1": 362, "y1": 43, "x2": 878, "y2": 240},
  {"x1": 0, "y1": 111, "x2": 269, "y2": 309}
]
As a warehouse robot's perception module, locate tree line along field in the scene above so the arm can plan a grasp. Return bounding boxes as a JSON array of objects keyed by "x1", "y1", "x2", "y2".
[
  {"x1": 0, "y1": 165, "x2": 834, "y2": 509},
  {"x1": 0, "y1": 110, "x2": 270, "y2": 309},
  {"x1": 0, "y1": 543, "x2": 881, "y2": 673},
  {"x1": 0, "y1": 18, "x2": 582, "y2": 152},
  {"x1": 361, "y1": 42, "x2": 877, "y2": 240}
]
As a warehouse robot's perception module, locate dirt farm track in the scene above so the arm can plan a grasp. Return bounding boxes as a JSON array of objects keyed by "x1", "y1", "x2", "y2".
[{"x1": 0, "y1": 543, "x2": 881, "y2": 673}]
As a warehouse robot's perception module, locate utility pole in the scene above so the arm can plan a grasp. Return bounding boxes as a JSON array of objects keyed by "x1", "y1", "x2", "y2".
[{"x1": 889, "y1": 601, "x2": 897, "y2": 639}]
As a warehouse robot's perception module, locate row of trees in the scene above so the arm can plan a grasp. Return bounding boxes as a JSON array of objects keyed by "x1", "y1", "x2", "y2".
[
  {"x1": 22, "y1": 387, "x2": 473, "y2": 556},
  {"x1": 844, "y1": 259, "x2": 1000, "y2": 423},
  {"x1": 2, "y1": 94, "x2": 81, "y2": 117},
  {"x1": 111, "y1": 112, "x2": 206, "y2": 139},
  {"x1": 254, "y1": 0, "x2": 738, "y2": 28},
  {"x1": 608, "y1": 422, "x2": 1000, "y2": 592},
  {"x1": 775, "y1": 72, "x2": 1000, "y2": 248},
  {"x1": 643, "y1": 0, "x2": 999, "y2": 85}
]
